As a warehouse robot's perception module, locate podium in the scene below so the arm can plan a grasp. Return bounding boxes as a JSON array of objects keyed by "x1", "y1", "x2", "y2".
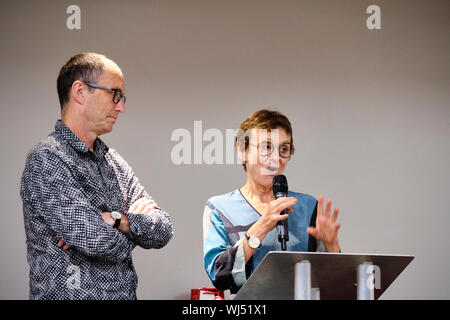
[{"x1": 234, "y1": 252, "x2": 414, "y2": 300}]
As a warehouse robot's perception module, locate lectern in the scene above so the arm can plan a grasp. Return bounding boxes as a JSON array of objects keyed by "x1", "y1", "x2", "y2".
[{"x1": 234, "y1": 252, "x2": 414, "y2": 300}]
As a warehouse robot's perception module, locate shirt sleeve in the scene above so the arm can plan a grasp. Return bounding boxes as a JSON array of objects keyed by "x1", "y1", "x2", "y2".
[
  {"x1": 21, "y1": 149, "x2": 134, "y2": 264},
  {"x1": 106, "y1": 149, "x2": 174, "y2": 249},
  {"x1": 123, "y1": 208, "x2": 173, "y2": 249},
  {"x1": 203, "y1": 204, "x2": 248, "y2": 292}
]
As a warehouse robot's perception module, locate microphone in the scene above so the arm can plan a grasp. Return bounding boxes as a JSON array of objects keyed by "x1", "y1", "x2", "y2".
[{"x1": 273, "y1": 175, "x2": 289, "y2": 251}]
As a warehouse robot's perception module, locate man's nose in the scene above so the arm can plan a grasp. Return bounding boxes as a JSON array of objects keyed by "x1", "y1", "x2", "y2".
[{"x1": 115, "y1": 100, "x2": 125, "y2": 113}]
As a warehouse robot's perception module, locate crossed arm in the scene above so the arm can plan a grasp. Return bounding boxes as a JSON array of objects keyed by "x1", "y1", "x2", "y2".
[
  {"x1": 22, "y1": 149, "x2": 173, "y2": 260},
  {"x1": 57, "y1": 197, "x2": 159, "y2": 250}
]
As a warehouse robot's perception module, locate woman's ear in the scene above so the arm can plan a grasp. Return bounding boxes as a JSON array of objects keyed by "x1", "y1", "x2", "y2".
[{"x1": 235, "y1": 140, "x2": 247, "y2": 165}]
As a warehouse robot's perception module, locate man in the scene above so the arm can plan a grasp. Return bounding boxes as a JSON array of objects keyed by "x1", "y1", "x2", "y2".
[{"x1": 20, "y1": 52, "x2": 174, "y2": 299}]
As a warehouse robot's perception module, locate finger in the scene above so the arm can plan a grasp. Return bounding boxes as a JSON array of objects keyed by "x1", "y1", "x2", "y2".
[
  {"x1": 273, "y1": 196, "x2": 297, "y2": 205},
  {"x1": 306, "y1": 227, "x2": 318, "y2": 238},
  {"x1": 336, "y1": 222, "x2": 341, "y2": 232},
  {"x1": 317, "y1": 195, "x2": 324, "y2": 217},
  {"x1": 138, "y1": 201, "x2": 154, "y2": 214},
  {"x1": 273, "y1": 197, "x2": 297, "y2": 212},
  {"x1": 134, "y1": 198, "x2": 150, "y2": 211},
  {"x1": 129, "y1": 197, "x2": 148, "y2": 212},
  {"x1": 325, "y1": 198, "x2": 332, "y2": 218},
  {"x1": 276, "y1": 214, "x2": 289, "y2": 221},
  {"x1": 331, "y1": 207, "x2": 339, "y2": 223},
  {"x1": 63, "y1": 244, "x2": 71, "y2": 250},
  {"x1": 141, "y1": 206, "x2": 152, "y2": 214},
  {"x1": 146, "y1": 200, "x2": 156, "y2": 207},
  {"x1": 129, "y1": 198, "x2": 143, "y2": 212},
  {"x1": 142, "y1": 203, "x2": 157, "y2": 214},
  {"x1": 134, "y1": 199, "x2": 152, "y2": 213},
  {"x1": 57, "y1": 239, "x2": 64, "y2": 247}
]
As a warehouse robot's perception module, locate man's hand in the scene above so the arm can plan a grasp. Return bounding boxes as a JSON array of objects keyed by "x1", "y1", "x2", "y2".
[
  {"x1": 56, "y1": 235, "x2": 71, "y2": 251},
  {"x1": 306, "y1": 195, "x2": 341, "y2": 252},
  {"x1": 129, "y1": 197, "x2": 158, "y2": 214}
]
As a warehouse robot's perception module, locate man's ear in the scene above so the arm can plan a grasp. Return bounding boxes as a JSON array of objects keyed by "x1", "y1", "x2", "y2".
[{"x1": 70, "y1": 80, "x2": 86, "y2": 105}]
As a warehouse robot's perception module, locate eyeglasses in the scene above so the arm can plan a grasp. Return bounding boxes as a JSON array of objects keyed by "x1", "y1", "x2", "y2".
[
  {"x1": 249, "y1": 141, "x2": 293, "y2": 158},
  {"x1": 84, "y1": 82, "x2": 127, "y2": 104}
]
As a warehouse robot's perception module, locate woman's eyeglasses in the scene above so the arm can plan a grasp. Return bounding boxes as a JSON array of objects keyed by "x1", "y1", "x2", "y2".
[{"x1": 249, "y1": 141, "x2": 292, "y2": 158}]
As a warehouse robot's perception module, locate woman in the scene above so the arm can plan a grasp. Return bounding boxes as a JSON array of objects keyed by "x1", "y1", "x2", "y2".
[{"x1": 203, "y1": 109, "x2": 341, "y2": 293}]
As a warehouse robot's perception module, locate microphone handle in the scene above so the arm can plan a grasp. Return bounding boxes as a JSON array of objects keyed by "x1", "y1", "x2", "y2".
[
  {"x1": 274, "y1": 192, "x2": 289, "y2": 251},
  {"x1": 277, "y1": 208, "x2": 289, "y2": 251}
]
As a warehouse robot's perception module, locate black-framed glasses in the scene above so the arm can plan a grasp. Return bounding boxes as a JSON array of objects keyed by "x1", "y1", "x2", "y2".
[
  {"x1": 84, "y1": 82, "x2": 126, "y2": 104},
  {"x1": 249, "y1": 141, "x2": 293, "y2": 158}
]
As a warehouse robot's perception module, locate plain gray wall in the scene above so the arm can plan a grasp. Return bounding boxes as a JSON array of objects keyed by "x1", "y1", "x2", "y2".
[{"x1": 1, "y1": 0, "x2": 449, "y2": 299}]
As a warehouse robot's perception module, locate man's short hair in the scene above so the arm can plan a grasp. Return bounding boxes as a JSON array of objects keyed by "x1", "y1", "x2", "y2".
[{"x1": 57, "y1": 52, "x2": 106, "y2": 109}]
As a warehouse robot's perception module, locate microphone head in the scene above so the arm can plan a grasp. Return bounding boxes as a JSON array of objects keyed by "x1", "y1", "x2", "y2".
[{"x1": 272, "y1": 175, "x2": 288, "y2": 195}]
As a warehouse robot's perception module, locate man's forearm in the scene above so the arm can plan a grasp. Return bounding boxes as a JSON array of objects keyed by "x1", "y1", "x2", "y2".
[
  {"x1": 118, "y1": 214, "x2": 130, "y2": 233},
  {"x1": 103, "y1": 209, "x2": 173, "y2": 249},
  {"x1": 124, "y1": 209, "x2": 174, "y2": 249},
  {"x1": 51, "y1": 210, "x2": 134, "y2": 264},
  {"x1": 101, "y1": 212, "x2": 130, "y2": 234}
]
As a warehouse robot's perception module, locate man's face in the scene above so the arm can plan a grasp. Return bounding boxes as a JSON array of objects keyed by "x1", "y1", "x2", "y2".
[{"x1": 84, "y1": 62, "x2": 125, "y2": 136}]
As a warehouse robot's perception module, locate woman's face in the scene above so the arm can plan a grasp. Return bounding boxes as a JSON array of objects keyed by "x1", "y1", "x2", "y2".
[{"x1": 244, "y1": 127, "x2": 292, "y2": 187}]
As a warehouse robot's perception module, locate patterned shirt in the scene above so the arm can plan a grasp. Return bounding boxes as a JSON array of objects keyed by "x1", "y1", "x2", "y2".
[{"x1": 20, "y1": 120, "x2": 174, "y2": 300}]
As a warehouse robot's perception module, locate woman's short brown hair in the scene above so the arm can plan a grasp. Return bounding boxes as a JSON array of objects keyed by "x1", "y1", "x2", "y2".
[{"x1": 235, "y1": 109, "x2": 295, "y2": 171}]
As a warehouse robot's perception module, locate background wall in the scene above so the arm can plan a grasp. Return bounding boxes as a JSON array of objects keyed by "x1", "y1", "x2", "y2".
[{"x1": 0, "y1": 0, "x2": 449, "y2": 299}]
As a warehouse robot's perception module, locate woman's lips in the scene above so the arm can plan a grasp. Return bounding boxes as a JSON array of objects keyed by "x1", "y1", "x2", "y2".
[{"x1": 260, "y1": 166, "x2": 279, "y2": 176}]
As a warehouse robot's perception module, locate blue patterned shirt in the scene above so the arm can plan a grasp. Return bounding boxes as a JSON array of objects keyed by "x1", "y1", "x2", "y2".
[
  {"x1": 20, "y1": 120, "x2": 173, "y2": 300},
  {"x1": 203, "y1": 189, "x2": 325, "y2": 293}
]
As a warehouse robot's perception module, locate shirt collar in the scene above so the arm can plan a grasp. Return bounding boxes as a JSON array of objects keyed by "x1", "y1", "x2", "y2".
[{"x1": 55, "y1": 120, "x2": 109, "y2": 158}]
